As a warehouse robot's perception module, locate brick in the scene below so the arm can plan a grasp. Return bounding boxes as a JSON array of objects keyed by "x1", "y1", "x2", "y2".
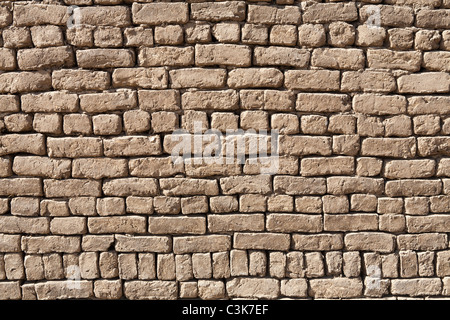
[
  {"x1": 0, "y1": 71, "x2": 52, "y2": 93},
  {"x1": 360, "y1": 5, "x2": 414, "y2": 27},
  {"x1": 391, "y1": 279, "x2": 442, "y2": 296},
  {"x1": 220, "y1": 175, "x2": 271, "y2": 195},
  {"x1": 78, "y1": 6, "x2": 130, "y2": 27},
  {"x1": 103, "y1": 178, "x2": 158, "y2": 197},
  {"x1": 327, "y1": 177, "x2": 383, "y2": 195},
  {"x1": 398, "y1": 73, "x2": 450, "y2": 94},
  {"x1": 234, "y1": 233, "x2": 290, "y2": 251},
  {"x1": 149, "y1": 217, "x2": 206, "y2": 235},
  {"x1": 208, "y1": 214, "x2": 264, "y2": 233},
  {"x1": 0, "y1": 234, "x2": 21, "y2": 253},
  {"x1": 407, "y1": 215, "x2": 450, "y2": 233},
  {"x1": 353, "y1": 94, "x2": 406, "y2": 115},
  {"x1": 132, "y1": 3, "x2": 188, "y2": 25},
  {"x1": 423, "y1": 52, "x2": 450, "y2": 72},
  {"x1": 0, "y1": 134, "x2": 45, "y2": 156},
  {"x1": 77, "y1": 49, "x2": 134, "y2": 68},
  {"x1": 367, "y1": 49, "x2": 422, "y2": 72},
  {"x1": 21, "y1": 236, "x2": 80, "y2": 254},
  {"x1": 182, "y1": 90, "x2": 238, "y2": 111},
  {"x1": 324, "y1": 214, "x2": 378, "y2": 232},
  {"x1": 384, "y1": 160, "x2": 435, "y2": 179},
  {"x1": 80, "y1": 91, "x2": 136, "y2": 113},
  {"x1": 18, "y1": 47, "x2": 74, "y2": 70},
  {"x1": 279, "y1": 136, "x2": 331, "y2": 156},
  {"x1": 285, "y1": 70, "x2": 340, "y2": 91},
  {"x1": 0, "y1": 48, "x2": 16, "y2": 71},
  {"x1": 312, "y1": 48, "x2": 365, "y2": 70},
  {"x1": 0, "y1": 178, "x2": 42, "y2": 197},
  {"x1": 344, "y1": 233, "x2": 395, "y2": 253},
  {"x1": 138, "y1": 47, "x2": 194, "y2": 67},
  {"x1": 247, "y1": 5, "x2": 301, "y2": 24},
  {"x1": 385, "y1": 180, "x2": 442, "y2": 197},
  {"x1": 254, "y1": 47, "x2": 310, "y2": 68},
  {"x1": 296, "y1": 93, "x2": 350, "y2": 113},
  {"x1": 123, "y1": 280, "x2": 177, "y2": 300},
  {"x1": 169, "y1": 68, "x2": 226, "y2": 89},
  {"x1": 303, "y1": 3, "x2": 358, "y2": 23},
  {"x1": 267, "y1": 214, "x2": 322, "y2": 233},
  {"x1": 309, "y1": 278, "x2": 363, "y2": 299},
  {"x1": 44, "y1": 179, "x2": 101, "y2": 198},
  {"x1": 115, "y1": 235, "x2": 171, "y2": 253},
  {"x1": 397, "y1": 234, "x2": 447, "y2": 251},
  {"x1": 160, "y1": 178, "x2": 218, "y2": 196},
  {"x1": 226, "y1": 278, "x2": 280, "y2": 299},
  {"x1": 228, "y1": 68, "x2": 283, "y2": 88},
  {"x1": 22, "y1": 92, "x2": 78, "y2": 113},
  {"x1": 301, "y1": 157, "x2": 354, "y2": 176},
  {"x1": 105, "y1": 136, "x2": 159, "y2": 157},
  {"x1": 72, "y1": 158, "x2": 127, "y2": 179},
  {"x1": 173, "y1": 236, "x2": 231, "y2": 254},
  {"x1": 112, "y1": 68, "x2": 167, "y2": 89},
  {"x1": 408, "y1": 96, "x2": 450, "y2": 115},
  {"x1": 87, "y1": 217, "x2": 146, "y2": 234},
  {"x1": 196, "y1": 44, "x2": 251, "y2": 67},
  {"x1": 192, "y1": 2, "x2": 246, "y2": 21},
  {"x1": 129, "y1": 157, "x2": 183, "y2": 178},
  {"x1": 47, "y1": 137, "x2": 102, "y2": 158},
  {"x1": 361, "y1": 138, "x2": 415, "y2": 158},
  {"x1": 12, "y1": 156, "x2": 70, "y2": 180},
  {"x1": 416, "y1": 9, "x2": 450, "y2": 28},
  {"x1": 14, "y1": 4, "x2": 69, "y2": 26}
]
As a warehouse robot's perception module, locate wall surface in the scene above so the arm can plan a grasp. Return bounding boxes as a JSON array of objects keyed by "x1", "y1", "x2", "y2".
[{"x1": 0, "y1": 0, "x2": 449, "y2": 300}]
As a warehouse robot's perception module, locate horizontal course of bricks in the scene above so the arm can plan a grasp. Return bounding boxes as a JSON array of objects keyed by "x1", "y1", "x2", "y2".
[{"x1": 0, "y1": 0, "x2": 449, "y2": 300}]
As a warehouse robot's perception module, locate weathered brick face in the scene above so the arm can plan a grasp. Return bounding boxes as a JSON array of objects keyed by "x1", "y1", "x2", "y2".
[{"x1": 0, "y1": 0, "x2": 449, "y2": 300}]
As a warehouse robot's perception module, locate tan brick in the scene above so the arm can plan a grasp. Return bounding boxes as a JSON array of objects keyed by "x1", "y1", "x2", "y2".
[
  {"x1": 227, "y1": 278, "x2": 279, "y2": 299},
  {"x1": 44, "y1": 179, "x2": 101, "y2": 198},
  {"x1": 138, "y1": 47, "x2": 194, "y2": 67},
  {"x1": 301, "y1": 157, "x2": 354, "y2": 176},
  {"x1": 149, "y1": 217, "x2": 205, "y2": 235},
  {"x1": 303, "y1": 2, "x2": 358, "y2": 23},
  {"x1": 309, "y1": 278, "x2": 363, "y2": 299},
  {"x1": 408, "y1": 96, "x2": 450, "y2": 115},
  {"x1": 384, "y1": 160, "x2": 435, "y2": 179},
  {"x1": 228, "y1": 68, "x2": 283, "y2": 89},
  {"x1": 47, "y1": 137, "x2": 102, "y2": 158},
  {"x1": 160, "y1": 178, "x2": 218, "y2": 196},
  {"x1": 423, "y1": 52, "x2": 450, "y2": 72},
  {"x1": 112, "y1": 68, "x2": 167, "y2": 89},
  {"x1": 0, "y1": 71, "x2": 51, "y2": 93},
  {"x1": 312, "y1": 48, "x2": 365, "y2": 70},
  {"x1": 385, "y1": 180, "x2": 442, "y2": 197},
  {"x1": 398, "y1": 73, "x2": 450, "y2": 94},
  {"x1": 248, "y1": 5, "x2": 301, "y2": 24},
  {"x1": 234, "y1": 233, "x2": 290, "y2": 251},
  {"x1": 391, "y1": 279, "x2": 442, "y2": 296},
  {"x1": 115, "y1": 235, "x2": 171, "y2": 253},
  {"x1": 173, "y1": 235, "x2": 231, "y2": 254},
  {"x1": 169, "y1": 68, "x2": 226, "y2": 89},
  {"x1": 21, "y1": 236, "x2": 80, "y2": 254},
  {"x1": 14, "y1": 4, "x2": 69, "y2": 26},
  {"x1": 103, "y1": 178, "x2": 158, "y2": 197},
  {"x1": 397, "y1": 234, "x2": 447, "y2": 251},
  {"x1": 296, "y1": 93, "x2": 350, "y2": 113},
  {"x1": 192, "y1": 2, "x2": 246, "y2": 21},
  {"x1": 353, "y1": 94, "x2": 406, "y2": 115},
  {"x1": 254, "y1": 47, "x2": 310, "y2": 68},
  {"x1": 77, "y1": 49, "x2": 134, "y2": 68},
  {"x1": 367, "y1": 49, "x2": 422, "y2": 72},
  {"x1": 298, "y1": 24, "x2": 326, "y2": 47},
  {"x1": 0, "y1": 178, "x2": 42, "y2": 197},
  {"x1": 104, "y1": 136, "x2": 160, "y2": 157},
  {"x1": 267, "y1": 214, "x2": 322, "y2": 233},
  {"x1": 78, "y1": 6, "x2": 130, "y2": 27},
  {"x1": 208, "y1": 214, "x2": 264, "y2": 233},
  {"x1": 195, "y1": 44, "x2": 251, "y2": 67},
  {"x1": 18, "y1": 46, "x2": 74, "y2": 70},
  {"x1": 132, "y1": 3, "x2": 188, "y2": 25},
  {"x1": 361, "y1": 137, "x2": 415, "y2": 158},
  {"x1": 345, "y1": 233, "x2": 395, "y2": 253},
  {"x1": 285, "y1": 70, "x2": 340, "y2": 91},
  {"x1": 0, "y1": 234, "x2": 21, "y2": 253},
  {"x1": 325, "y1": 214, "x2": 378, "y2": 232},
  {"x1": 12, "y1": 156, "x2": 70, "y2": 179},
  {"x1": 182, "y1": 90, "x2": 238, "y2": 111},
  {"x1": 416, "y1": 9, "x2": 450, "y2": 28}
]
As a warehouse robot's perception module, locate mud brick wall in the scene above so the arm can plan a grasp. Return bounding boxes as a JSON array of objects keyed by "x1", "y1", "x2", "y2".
[{"x1": 0, "y1": 0, "x2": 449, "y2": 300}]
